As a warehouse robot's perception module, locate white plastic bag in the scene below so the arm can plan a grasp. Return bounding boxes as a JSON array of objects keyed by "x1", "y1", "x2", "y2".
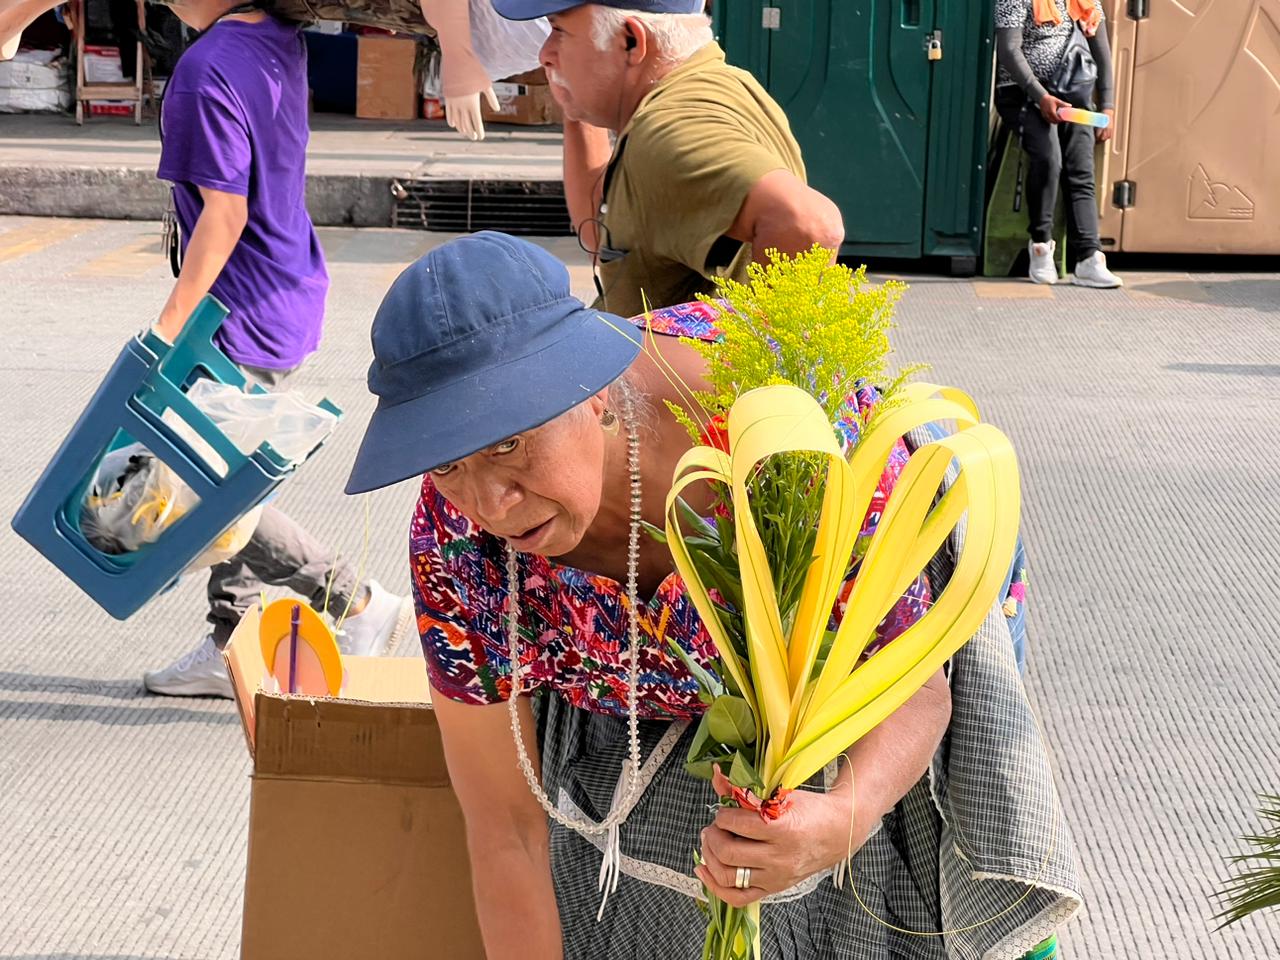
[
  {"x1": 82, "y1": 450, "x2": 264, "y2": 568},
  {"x1": 0, "y1": 50, "x2": 72, "y2": 114},
  {"x1": 81, "y1": 382, "x2": 338, "y2": 571},
  {"x1": 468, "y1": 0, "x2": 548, "y2": 82},
  {"x1": 423, "y1": 46, "x2": 443, "y2": 99},
  {"x1": 180, "y1": 380, "x2": 337, "y2": 466}
]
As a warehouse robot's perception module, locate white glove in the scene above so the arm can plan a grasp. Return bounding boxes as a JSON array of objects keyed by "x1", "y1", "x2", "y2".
[{"x1": 445, "y1": 86, "x2": 501, "y2": 142}]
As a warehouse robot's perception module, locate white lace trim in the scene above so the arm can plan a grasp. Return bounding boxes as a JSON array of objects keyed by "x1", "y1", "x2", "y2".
[{"x1": 982, "y1": 892, "x2": 1080, "y2": 960}]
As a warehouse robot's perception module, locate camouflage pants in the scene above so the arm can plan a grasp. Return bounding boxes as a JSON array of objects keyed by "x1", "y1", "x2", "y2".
[{"x1": 265, "y1": 0, "x2": 434, "y2": 36}]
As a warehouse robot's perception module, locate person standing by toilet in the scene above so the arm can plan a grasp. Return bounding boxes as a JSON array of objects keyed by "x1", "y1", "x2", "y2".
[{"x1": 995, "y1": 0, "x2": 1123, "y2": 288}]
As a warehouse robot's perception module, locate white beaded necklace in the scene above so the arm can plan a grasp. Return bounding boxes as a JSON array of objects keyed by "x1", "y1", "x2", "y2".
[{"x1": 504, "y1": 393, "x2": 644, "y2": 845}]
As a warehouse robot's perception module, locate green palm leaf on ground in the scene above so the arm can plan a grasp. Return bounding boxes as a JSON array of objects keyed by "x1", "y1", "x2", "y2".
[{"x1": 1216, "y1": 796, "x2": 1280, "y2": 928}]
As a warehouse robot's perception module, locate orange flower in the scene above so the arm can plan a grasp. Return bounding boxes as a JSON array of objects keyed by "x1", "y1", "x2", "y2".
[{"x1": 700, "y1": 414, "x2": 731, "y2": 453}]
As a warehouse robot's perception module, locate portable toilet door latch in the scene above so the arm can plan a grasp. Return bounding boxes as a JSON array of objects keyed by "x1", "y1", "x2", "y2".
[
  {"x1": 926, "y1": 30, "x2": 943, "y2": 61},
  {"x1": 762, "y1": 5, "x2": 780, "y2": 29}
]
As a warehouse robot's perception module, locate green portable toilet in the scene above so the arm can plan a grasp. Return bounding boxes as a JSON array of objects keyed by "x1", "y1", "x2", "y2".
[{"x1": 716, "y1": 1, "x2": 995, "y2": 273}]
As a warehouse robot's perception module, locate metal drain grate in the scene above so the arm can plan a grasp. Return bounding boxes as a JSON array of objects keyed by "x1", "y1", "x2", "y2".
[{"x1": 392, "y1": 179, "x2": 572, "y2": 236}]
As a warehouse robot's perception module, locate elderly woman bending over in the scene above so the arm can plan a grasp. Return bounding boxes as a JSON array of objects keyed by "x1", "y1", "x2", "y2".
[{"x1": 345, "y1": 232, "x2": 1080, "y2": 960}]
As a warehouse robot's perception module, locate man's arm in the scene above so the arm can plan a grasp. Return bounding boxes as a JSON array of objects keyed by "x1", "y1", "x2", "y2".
[
  {"x1": 562, "y1": 119, "x2": 612, "y2": 254},
  {"x1": 155, "y1": 185, "x2": 247, "y2": 342},
  {"x1": 432, "y1": 690, "x2": 563, "y2": 959},
  {"x1": 724, "y1": 168, "x2": 845, "y2": 264}
]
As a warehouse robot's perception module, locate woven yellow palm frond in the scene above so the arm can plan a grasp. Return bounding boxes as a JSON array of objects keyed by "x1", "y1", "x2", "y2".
[{"x1": 665, "y1": 383, "x2": 1021, "y2": 797}]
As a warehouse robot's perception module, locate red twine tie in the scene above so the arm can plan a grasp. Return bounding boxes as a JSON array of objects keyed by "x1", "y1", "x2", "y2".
[{"x1": 712, "y1": 765, "x2": 795, "y2": 823}]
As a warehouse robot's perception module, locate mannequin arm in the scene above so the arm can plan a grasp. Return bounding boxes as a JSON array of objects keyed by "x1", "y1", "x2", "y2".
[{"x1": 419, "y1": 0, "x2": 490, "y2": 98}]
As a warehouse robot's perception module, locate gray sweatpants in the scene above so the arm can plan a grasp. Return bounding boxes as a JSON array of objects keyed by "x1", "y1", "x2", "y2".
[{"x1": 205, "y1": 363, "x2": 364, "y2": 645}]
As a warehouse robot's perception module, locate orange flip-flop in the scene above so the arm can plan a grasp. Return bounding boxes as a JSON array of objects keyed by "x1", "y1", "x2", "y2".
[{"x1": 259, "y1": 599, "x2": 343, "y2": 697}]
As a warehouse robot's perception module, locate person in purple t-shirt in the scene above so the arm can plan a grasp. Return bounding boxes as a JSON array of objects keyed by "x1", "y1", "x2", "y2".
[{"x1": 143, "y1": 0, "x2": 414, "y2": 698}]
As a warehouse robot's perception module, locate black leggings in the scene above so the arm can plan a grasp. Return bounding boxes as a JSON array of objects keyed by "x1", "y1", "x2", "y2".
[{"x1": 996, "y1": 86, "x2": 1102, "y2": 262}]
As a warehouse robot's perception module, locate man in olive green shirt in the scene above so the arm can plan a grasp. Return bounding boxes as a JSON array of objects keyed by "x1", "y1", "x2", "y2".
[{"x1": 494, "y1": 0, "x2": 844, "y2": 317}]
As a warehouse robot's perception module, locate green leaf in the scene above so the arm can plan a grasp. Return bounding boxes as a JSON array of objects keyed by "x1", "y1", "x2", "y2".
[
  {"x1": 729, "y1": 752, "x2": 764, "y2": 793},
  {"x1": 683, "y1": 536, "x2": 726, "y2": 553},
  {"x1": 685, "y1": 754, "x2": 734, "y2": 781},
  {"x1": 641, "y1": 520, "x2": 668, "y2": 544},
  {"x1": 689, "y1": 550, "x2": 744, "y2": 614},
  {"x1": 809, "y1": 628, "x2": 838, "y2": 679},
  {"x1": 1216, "y1": 794, "x2": 1280, "y2": 927},
  {"x1": 691, "y1": 716, "x2": 721, "y2": 768},
  {"x1": 715, "y1": 511, "x2": 735, "y2": 551},
  {"x1": 667, "y1": 637, "x2": 725, "y2": 701},
  {"x1": 706, "y1": 696, "x2": 756, "y2": 749},
  {"x1": 677, "y1": 496, "x2": 719, "y2": 540}
]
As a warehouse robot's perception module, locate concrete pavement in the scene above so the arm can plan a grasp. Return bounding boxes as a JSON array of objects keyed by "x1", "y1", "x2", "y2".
[
  {"x1": 0, "y1": 112, "x2": 564, "y2": 225},
  {"x1": 1, "y1": 216, "x2": 1279, "y2": 957}
]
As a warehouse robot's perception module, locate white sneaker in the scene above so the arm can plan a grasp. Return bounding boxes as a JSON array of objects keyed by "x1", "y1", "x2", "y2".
[
  {"x1": 335, "y1": 580, "x2": 415, "y2": 657},
  {"x1": 143, "y1": 634, "x2": 234, "y2": 699},
  {"x1": 1028, "y1": 240, "x2": 1058, "y2": 285},
  {"x1": 1073, "y1": 250, "x2": 1123, "y2": 288}
]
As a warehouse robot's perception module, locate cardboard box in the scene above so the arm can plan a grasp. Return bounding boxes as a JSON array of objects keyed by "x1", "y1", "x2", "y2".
[
  {"x1": 225, "y1": 606, "x2": 485, "y2": 959},
  {"x1": 481, "y1": 81, "x2": 559, "y2": 125},
  {"x1": 481, "y1": 68, "x2": 561, "y2": 126},
  {"x1": 83, "y1": 44, "x2": 133, "y2": 116},
  {"x1": 356, "y1": 35, "x2": 419, "y2": 120},
  {"x1": 501, "y1": 67, "x2": 548, "y2": 86}
]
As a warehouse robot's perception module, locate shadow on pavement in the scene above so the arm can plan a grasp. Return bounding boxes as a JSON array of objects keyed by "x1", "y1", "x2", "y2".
[
  {"x1": 0, "y1": 672, "x2": 146, "y2": 700},
  {"x1": 1129, "y1": 278, "x2": 1280, "y2": 312},
  {"x1": 1166, "y1": 363, "x2": 1280, "y2": 377},
  {"x1": 0, "y1": 697, "x2": 237, "y2": 726},
  {"x1": 0, "y1": 670, "x2": 237, "y2": 725}
]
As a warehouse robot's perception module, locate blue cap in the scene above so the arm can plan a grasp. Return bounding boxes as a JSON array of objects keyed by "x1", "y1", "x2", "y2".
[
  {"x1": 345, "y1": 232, "x2": 642, "y2": 495},
  {"x1": 493, "y1": 0, "x2": 705, "y2": 21}
]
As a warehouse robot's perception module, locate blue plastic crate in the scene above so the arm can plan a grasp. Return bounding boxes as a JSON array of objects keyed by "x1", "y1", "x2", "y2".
[{"x1": 11, "y1": 296, "x2": 341, "y2": 620}]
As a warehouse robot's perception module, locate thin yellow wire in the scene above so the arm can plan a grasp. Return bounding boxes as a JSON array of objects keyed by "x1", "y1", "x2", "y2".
[
  {"x1": 321, "y1": 551, "x2": 340, "y2": 620},
  {"x1": 333, "y1": 494, "x2": 371, "y2": 632}
]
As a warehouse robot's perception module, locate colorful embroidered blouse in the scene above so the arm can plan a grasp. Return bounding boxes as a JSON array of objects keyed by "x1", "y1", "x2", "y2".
[{"x1": 409, "y1": 302, "x2": 931, "y2": 720}]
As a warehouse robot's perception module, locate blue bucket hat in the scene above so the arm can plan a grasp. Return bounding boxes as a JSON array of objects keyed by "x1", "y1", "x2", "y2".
[
  {"x1": 493, "y1": 0, "x2": 704, "y2": 20},
  {"x1": 344, "y1": 232, "x2": 642, "y2": 495}
]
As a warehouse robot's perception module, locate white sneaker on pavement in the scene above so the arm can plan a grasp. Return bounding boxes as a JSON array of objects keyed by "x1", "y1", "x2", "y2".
[
  {"x1": 336, "y1": 579, "x2": 415, "y2": 657},
  {"x1": 143, "y1": 634, "x2": 234, "y2": 699},
  {"x1": 1028, "y1": 240, "x2": 1058, "y2": 285},
  {"x1": 1072, "y1": 250, "x2": 1123, "y2": 288}
]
